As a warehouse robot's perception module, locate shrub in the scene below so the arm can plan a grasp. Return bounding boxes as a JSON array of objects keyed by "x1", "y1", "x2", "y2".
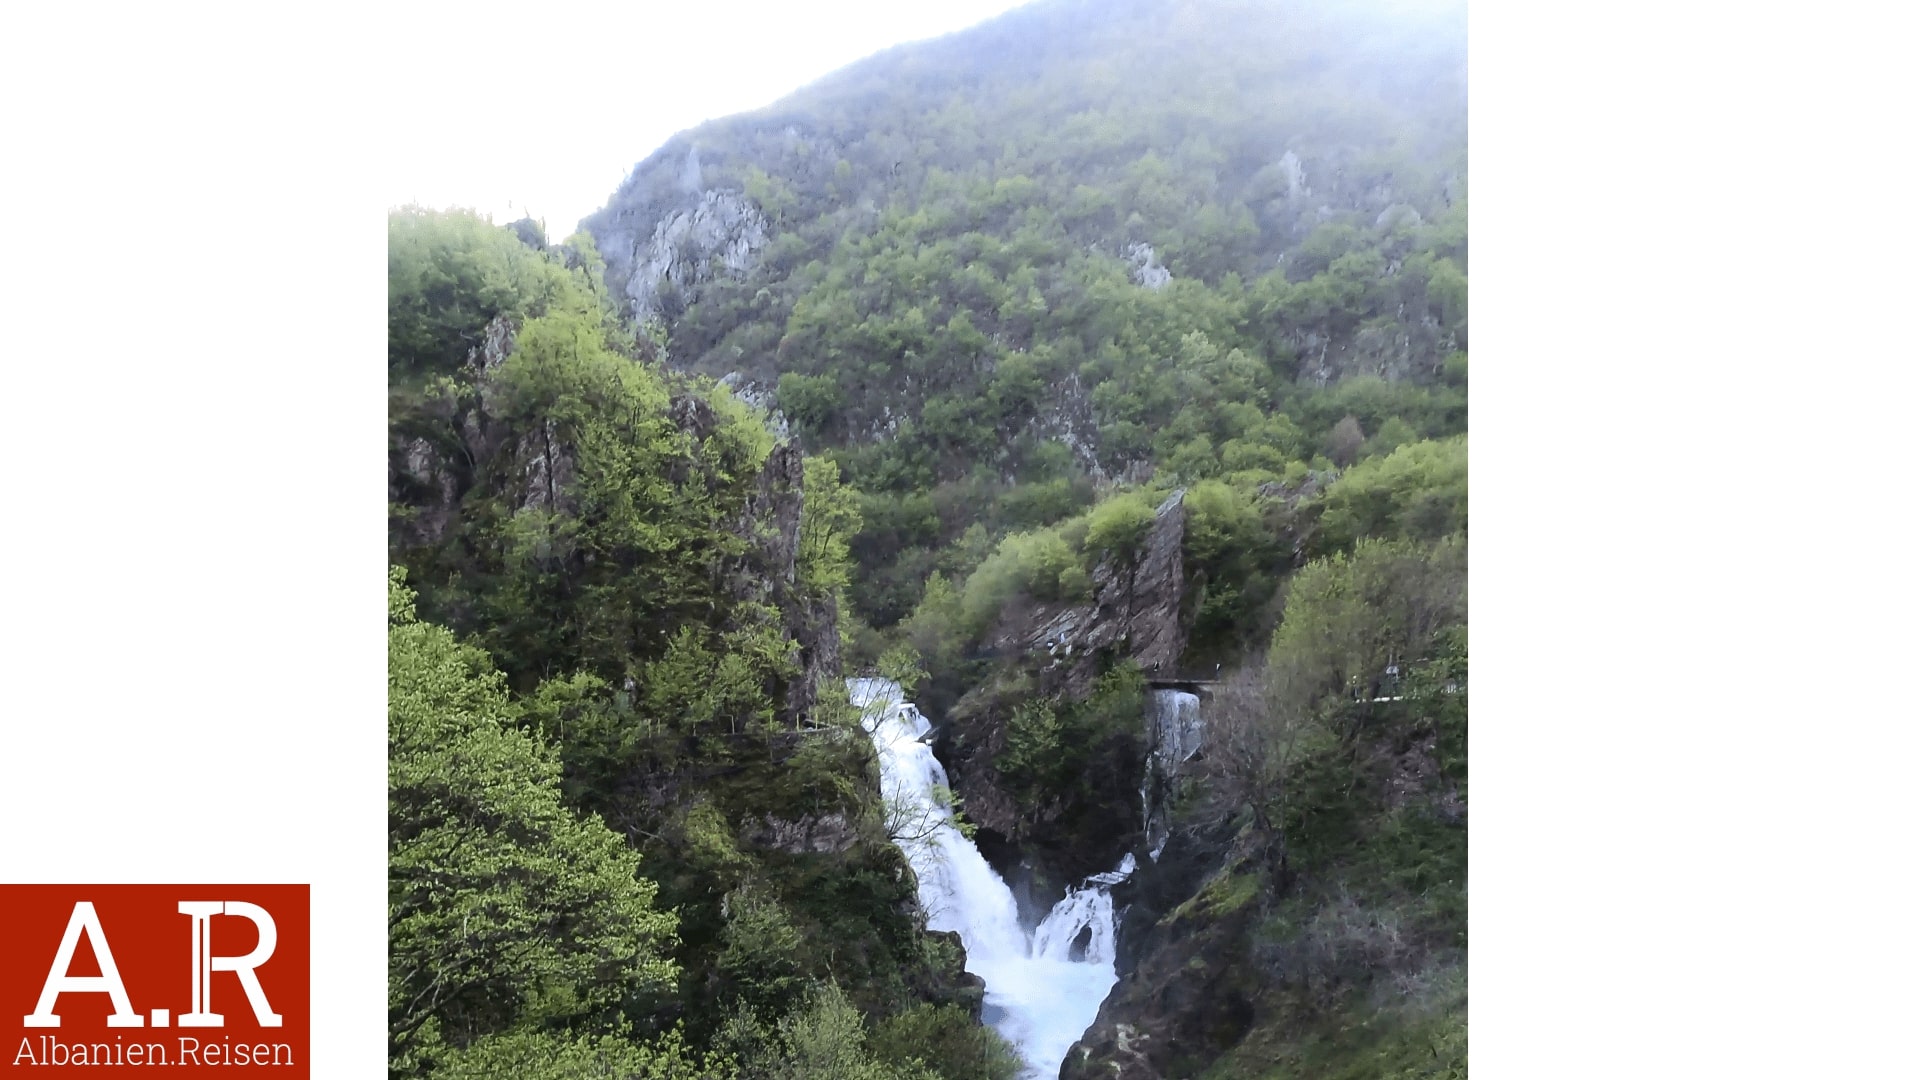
[
  {"x1": 869, "y1": 1004, "x2": 1022, "y2": 1080},
  {"x1": 1314, "y1": 436, "x2": 1467, "y2": 554},
  {"x1": 1081, "y1": 490, "x2": 1159, "y2": 566}
]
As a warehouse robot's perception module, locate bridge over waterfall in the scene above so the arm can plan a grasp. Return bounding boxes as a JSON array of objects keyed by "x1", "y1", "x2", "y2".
[{"x1": 1144, "y1": 670, "x2": 1220, "y2": 696}]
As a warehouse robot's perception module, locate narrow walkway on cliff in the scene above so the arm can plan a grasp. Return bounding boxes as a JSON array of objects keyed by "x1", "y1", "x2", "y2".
[{"x1": 1145, "y1": 673, "x2": 1219, "y2": 695}]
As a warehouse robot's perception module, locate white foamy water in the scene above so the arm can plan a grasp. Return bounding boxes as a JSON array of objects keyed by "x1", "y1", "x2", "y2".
[
  {"x1": 1143, "y1": 689, "x2": 1203, "y2": 862},
  {"x1": 852, "y1": 677, "x2": 1133, "y2": 1079}
]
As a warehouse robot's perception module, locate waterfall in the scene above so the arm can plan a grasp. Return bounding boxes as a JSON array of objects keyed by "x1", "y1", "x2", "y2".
[
  {"x1": 853, "y1": 677, "x2": 1134, "y2": 1080},
  {"x1": 1030, "y1": 854, "x2": 1133, "y2": 962},
  {"x1": 1143, "y1": 690, "x2": 1203, "y2": 862}
]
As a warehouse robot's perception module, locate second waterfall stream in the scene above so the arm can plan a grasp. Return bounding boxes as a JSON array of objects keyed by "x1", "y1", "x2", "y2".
[{"x1": 851, "y1": 677, "x2": 1135, "y2": 1080}]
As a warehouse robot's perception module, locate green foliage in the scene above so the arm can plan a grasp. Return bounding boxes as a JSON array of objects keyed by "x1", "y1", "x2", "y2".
[
  {"x1": 390, "y1": 209, "x2": 978, "y2": 1070},
  {"x1": 779, "y1": 372, "x2": 845, "y2": 435},
  {"x1": 1365, "y1": 416, "x2": 1419, "y2": 459},
  {"x1": 429, "y1": 1027, "x2": 731, "y2": 1080},
  {"x1": 956, "y1": 527, "x2": 1089, "y2": 635},
  {"x1": 1183, "y1": 480, "x2": 1280, "y2": 655},
  {"x1": 1082, "y1": 490, "x2": 1158, "y2": 565},
  {"x1": 388, "y1": 569, "x2": 677, "y2": 1068},
  {"x1": 1268, "y1": 535, "x2": 1467, "y2": 720},
  {"x1": 878, "y1": 641, "x2": 929, "y2": 697},
  {"x1": 717, "y1": 884, "x2": 808, "y2": 1015},
  {"x1": 869, "y1": 1004, "x2": 1023, "y2": 1080},
  {"x1": 1313, "y1": 436, "x2": 1468, "y2": 555},
  {"x1": 390, "y1": 209, "x2": 784, "y2": 693},
  {"x1": 990, "y1": 665, "x2": 1147, "y2": 847},
  {"x1": 638, "y1": 614, "x2": 794, "y2": 739},
  {"x1": 1195, "y1": 972, "x2": 1465, "y2": 1080},
  {"x1": 519, "y1": 670, "x2": 634, "y2": 803},
  {"x1": 681, "y1": 801, "x2": 753, "y2": 877},
  {"x1": 1167, "y1": 871, "x2": 1263, "y2": 925},
  {"x1": 602, "y1": 0, "x2": 1466, "y2": 632},
  {"x1": 998, "y1": 698, "x2": 1065, "y2": 796},
  {"x1": 1074, "y1": 663, "x2": 1151, "y2": 761},
  {"x1": 773, "y1": 983, "x2": 919, "y2": 1080},
  {"x1": 801, "y1": 456, "x2": 862, "y2": 595},
  {"x1": 722, "y1": 983, "x2": 944, "y2": 1080},
  {"x1": 1184, "y1": 481, "x2": 1263, "y2": 568},
  {"x1": 902, "y1": 573, "x2": 965, "y2": 677},
  {"x1": 1425, "y1": 256, "x2": 1469, "y2": 341},
  {"x1": 389, "y1": 207, "x2": 577, "y2": 380}
]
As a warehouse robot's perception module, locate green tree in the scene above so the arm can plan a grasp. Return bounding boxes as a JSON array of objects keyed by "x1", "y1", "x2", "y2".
[
  {"x1": 388, "y1": 568, "x2": 678, "y2": 1069},
  {"x1": 716, "y1": 884, "x2": 808, "y2": 1015},
  {"x1": 772, "y1": 983, "x2": 939, "y2": 1080},
  {"x1": 801, "y1": 456, "x2": 862, "y2": 595},
  {"x1": 1267, "y1": 535, "x2": 1467, "y2": 716},
  {"x1": 999, "y1": 698, "x2": 1065, "y2": 798},
  {"x1": 431, "y1": 1027, "x2": 731, "y2": 1080},
  {"x1": 1314, "y1": 436, "x2": 1468, "y2": 554},
  {"x1": 778, "y1": 372, "x2": 846, "y2": 435},
  {"x1": 869, "y1": 1004, "x2": 1022, "y2": 1080}
]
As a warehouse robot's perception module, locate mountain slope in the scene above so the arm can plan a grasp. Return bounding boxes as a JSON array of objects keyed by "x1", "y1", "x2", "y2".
[
  {"x1": 387, "y1": 210, "x2": 1009, "y2": 1078},
  {"x1": 585, "y1": 0, "x2": 1467, "y2": 631},
  {"x1": 578, "y1": 7, "x2": 1470, "y2": 1076}
]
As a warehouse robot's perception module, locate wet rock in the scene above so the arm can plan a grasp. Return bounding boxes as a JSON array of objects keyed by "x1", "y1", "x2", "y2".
[{"x1": 1062, "y1": 852, "x2": 1263, "y2": 1080}]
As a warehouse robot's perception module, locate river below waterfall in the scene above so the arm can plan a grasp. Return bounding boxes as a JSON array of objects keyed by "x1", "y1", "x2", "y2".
[{"x1": 852, "y1": 677, "x2": 1134, "y2": 1079}]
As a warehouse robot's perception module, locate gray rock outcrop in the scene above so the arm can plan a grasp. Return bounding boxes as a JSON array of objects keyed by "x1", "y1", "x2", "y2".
[
  {"x1": 598, "y1": 185, "x2": 769, "y2": 324},
  {"x1": 986, "y1": 488, "x2": 1189, "y2": 696},
  {"x1": 739, "y1": 439, "x2": 842, "y2": 729},
  {"x1": 745, "y1": 812, "x2": 858, "y2": 854},
  {"x1": 939, "y1": 489, "x2": 1189, "y2": 883},
  {"x1": 1125, "y1": 242, "x2": 1172, "y2": 290}
]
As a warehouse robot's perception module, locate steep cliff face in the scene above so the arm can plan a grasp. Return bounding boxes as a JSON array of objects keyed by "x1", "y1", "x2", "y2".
[
  {"x1": 1064, "y1": 687, "x2": 1469, "y2": 1080},
  {"x1": 1062, "y1": 832, "x2": 1269, "y2": 1080},
  {"x1": 734, "y1": 435, "x2": 842, "y2": 729},
  {"x1": 594, "y1": 147, "x2": 771, "y2": 327},
  {"x1": 915, "y1": 490, "x2": 1189, "y2": 904},
  {"x1": 986, "y1": 489, "x2": 1188, "y2": 699},
  {"x1": 390, "y1": 314, "x2": 515, "y2": 551}
]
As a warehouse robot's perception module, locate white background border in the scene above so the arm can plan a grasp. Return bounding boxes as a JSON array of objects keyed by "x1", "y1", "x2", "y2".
[{"x1": 3, "y1": 0, "x2": 1915, "y2": 1076}]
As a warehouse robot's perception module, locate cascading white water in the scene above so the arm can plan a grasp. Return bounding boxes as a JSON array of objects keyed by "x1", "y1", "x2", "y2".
[
  {"x1": 1143, "y1": 690, "x2": 1203, "y2": 862},
  {"x1": 852, "y1": 677, "x2": 1133, "y2": 1079},
  {"x1": 1030, "y1": 853, "x2": 1133, "y2": 962}
]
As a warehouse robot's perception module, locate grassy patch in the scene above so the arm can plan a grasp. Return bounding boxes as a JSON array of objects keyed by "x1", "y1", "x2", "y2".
[{"x1": 1201, "y1": 965, "x2": 1465, "y2": 1080}]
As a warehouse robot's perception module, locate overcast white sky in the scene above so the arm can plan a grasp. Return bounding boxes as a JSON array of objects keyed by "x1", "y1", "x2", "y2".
[{"x1": 381, "y1": 0, "x2": 1033, "y2": 238}]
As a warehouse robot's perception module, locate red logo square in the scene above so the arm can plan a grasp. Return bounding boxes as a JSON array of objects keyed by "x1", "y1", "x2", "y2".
[{"x1": 1, "y1": 886, "x2": 309, "y2": 1075}]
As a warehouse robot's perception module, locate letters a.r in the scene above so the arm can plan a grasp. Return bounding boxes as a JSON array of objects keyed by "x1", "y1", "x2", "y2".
[{"x1": 21, "y1": 901, "x2": 144, "y2": 1028}]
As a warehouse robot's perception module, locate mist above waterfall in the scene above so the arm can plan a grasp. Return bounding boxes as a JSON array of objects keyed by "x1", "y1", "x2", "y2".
[{"x1": 854, "y1": 677, "x2": 1134, "y2": 1080}]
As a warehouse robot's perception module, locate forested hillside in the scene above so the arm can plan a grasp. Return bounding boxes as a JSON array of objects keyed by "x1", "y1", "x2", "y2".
[
  {"x1": 389, "y1": 211, "x2": 1011, "y2": 1078},
  {"x1": 391, "y1": 0, "x2": 1466, "y2": 1076},
  {"x1": 585, "y1": 0, "x2": 1467, "y2": 633}
]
